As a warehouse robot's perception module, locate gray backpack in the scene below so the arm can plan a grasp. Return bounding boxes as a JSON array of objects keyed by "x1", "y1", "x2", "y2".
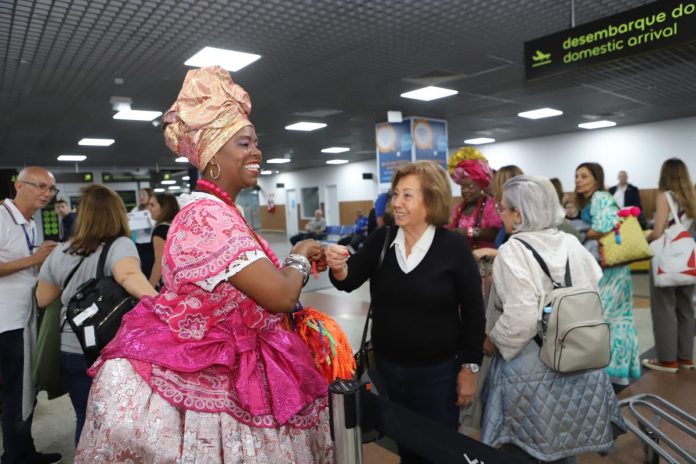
[{"x1": 515, "y1": 238, "x2": 611, "y2": 373}]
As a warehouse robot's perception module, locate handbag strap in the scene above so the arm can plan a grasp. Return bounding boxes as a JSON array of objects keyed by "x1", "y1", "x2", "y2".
[
  {"x1": 96, "y1": 238, "x2": 117, "y2": 279},
  {"x1": 514, "y1": 238, "x2": 571, "y2": 288},
  {"x1": 665, "y1": 191, "x2": 686, "y2": 226},
  {"x1": 358, "y1": 226, "x2": 393, "y2": 351},
  {"x1": 63, "y1": 256, "x2": 85, "y2": 288}
]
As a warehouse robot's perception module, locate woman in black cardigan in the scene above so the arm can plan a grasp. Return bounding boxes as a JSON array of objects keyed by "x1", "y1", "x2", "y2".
[{"x1": 326, "y1": 160, "x2": 485, "y2": 464}]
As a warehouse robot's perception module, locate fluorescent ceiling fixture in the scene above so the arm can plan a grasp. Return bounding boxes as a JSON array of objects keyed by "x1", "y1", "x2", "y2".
[
  {"x1": 113, "y1": 109, "x2": 162, "y2": 121},
  {"x1": 161, "y1": 180, "x2": 177, "y2": 185},
  {"x1": 182, "y1": 176, "x2": 190, "y2": 180},
  {"x1": 184, "y1": 46, "x2": 261, "y2": 72},
  {"x1": 57, "y1": 155, "x2": 86, "y2": 162},
  {"x1": 578, "y1": 120, "x2": 617, "y2": 130},
  {"x1": 400, "y1": 86, "x2": 458, "y2": 101},
  {"x1": 260, "y1": 170, "x2": 273, "y2": 175},
  {"x1": 175, "y1": 156, "x2": 189, "y2": 163},
  {"x1": 517, "y1": 107, "x2": 563, "y2": 119},
  {"x1": 267, "y1": 158, "x2": 292, "y2": 164},
  {"x1": 326, "y1": 159, "x2": 349, "y2": 165},
  {"x1": 154, "y1": 188, "x2": 165, "y2": 193},
  {"x1": 168, "y1": 185, "x2": 181, "y2": 190},
  {"x1": 284, "y1": 122, "x2": 327, "y2": 131},
  {"x1": 321, "y1": 147, "x2": 350, "y2": 154},
  {"x1": 78, "y1": 138, "x2": 114, "y2": 146},
  {"x1": 464, "y1": 137, "x2": 496, "y2": 145}
]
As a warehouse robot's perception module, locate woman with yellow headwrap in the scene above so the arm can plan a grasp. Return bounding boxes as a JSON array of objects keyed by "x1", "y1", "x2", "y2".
[
  {"x1": 74, "y1": 67, "x2": 334, "y2": 463},
  {"x1": 447, "y1": 147, "x2": 502, "y2": 249}
]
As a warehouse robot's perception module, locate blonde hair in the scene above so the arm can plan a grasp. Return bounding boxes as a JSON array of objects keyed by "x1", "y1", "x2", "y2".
[
  {"x1": 391, "y1": 161, "x2": 452, "y2": 226},
  {"x1": 492, "y1": 165, "x2": 523, "y2": 203},
  {"x1": 67, "y1": 184, "x2": 131, "y2": 256},
  {"x1": 658, "y1": 158, "x2": 696, "y2": 219}
]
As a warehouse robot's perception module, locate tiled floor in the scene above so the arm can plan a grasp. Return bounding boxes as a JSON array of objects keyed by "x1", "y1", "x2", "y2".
[{"x1": 3, "y1": 233, "x2": 694, "y2": 463}]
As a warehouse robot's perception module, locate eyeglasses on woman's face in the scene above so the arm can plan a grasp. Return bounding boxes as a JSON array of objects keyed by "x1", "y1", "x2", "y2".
[
  {"x1": 20, "y1": 180, "x2": 60, "y2": 195},
  {"x1": 495, "y1": 203, "x2": 514, "y2": 215}
]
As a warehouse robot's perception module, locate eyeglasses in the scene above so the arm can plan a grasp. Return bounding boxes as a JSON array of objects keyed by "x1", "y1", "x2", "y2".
[
  {"x1": 20, "y1": 180, "x2": 60, "y2": 195},
  {"x1": 495, "y1": 203, "x2": 514, "y2": 215}
]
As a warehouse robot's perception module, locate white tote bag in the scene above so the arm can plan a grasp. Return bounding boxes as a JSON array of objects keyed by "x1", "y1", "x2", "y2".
[{"x1": 650, "y1": 192, "x2": 696, "y2": 287}]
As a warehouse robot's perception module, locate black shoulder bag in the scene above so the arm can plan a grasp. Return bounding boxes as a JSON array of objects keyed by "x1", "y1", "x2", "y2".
[
  {"x1": 354, "y1": 226, "x2": 392, "y2": 380},
  {"x1": 66, "y1": 238, "x2": 139, "y2": 365}
]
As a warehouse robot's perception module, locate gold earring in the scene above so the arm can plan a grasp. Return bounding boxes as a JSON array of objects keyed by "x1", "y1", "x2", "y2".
[{"x1": 209, "y1": 162, "x2": 221, "y2": 180}]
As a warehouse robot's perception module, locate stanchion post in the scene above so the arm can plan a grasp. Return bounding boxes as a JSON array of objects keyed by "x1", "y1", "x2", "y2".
[{"x1": 329, "y1": 379, "x2": 362, "y2": 464}]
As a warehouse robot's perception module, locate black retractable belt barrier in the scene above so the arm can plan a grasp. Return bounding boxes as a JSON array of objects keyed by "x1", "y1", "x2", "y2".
[
  {"x1": 364, "y1": 391, "x2": 527, "y2": 464},
  {"x1": 329, "y1": 379, "x2": 363, "y2": 464}
]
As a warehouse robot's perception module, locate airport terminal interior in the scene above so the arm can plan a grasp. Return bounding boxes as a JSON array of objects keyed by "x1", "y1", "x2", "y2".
[{"x1": 1, "y1": 0, "x2": 696, "y2": 463}]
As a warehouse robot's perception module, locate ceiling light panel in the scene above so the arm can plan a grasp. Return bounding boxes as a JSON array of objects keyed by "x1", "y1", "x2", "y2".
[
  {"x1": 578, "y1": 120, "x2": 617, "y2": 129},
  {"x1": 326, "y1": 159, "x2": 349, "y2": 165},
  {"x1": 321, "y1": 147, "x2": 350, "y2": 153},
  {"x1": 464, "y1": 137, "x2": 495, "y2": 145},
  {"x1": 267, "y1": 158, "x2": 292, "y2": 164},
  {"x1": 57, "y1": 155, "x2": 86, "y2": 161},
  {"x1": 184, "y1": 47, "x2": 261, "y2": 72},
  {"x1": 175, "y1": 157, "x2": 189, "y2": 163},
  {"x1": 400, "y1": 86, "x2": 458, "y2": 101},
  {"x1": 161, "y1": 180, "x2": 176, "y2": 185},
  {"x1": 78, "y1": 138, "x2": 115, "y2": 146},
  {"x1": 285, "y1": 122, "x2": 327, "y2": 131},
  {"x1": 113, "y1": 110, "x2": 162, "y2": 121},
  {"x1": 517, "y1": 108, "x2": 563, "y2": 119}
]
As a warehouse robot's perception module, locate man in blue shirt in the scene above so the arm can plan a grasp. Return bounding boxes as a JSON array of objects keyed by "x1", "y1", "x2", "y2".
[{"x1": 338, "y1": 209, "x2": 369, "y2": 251}]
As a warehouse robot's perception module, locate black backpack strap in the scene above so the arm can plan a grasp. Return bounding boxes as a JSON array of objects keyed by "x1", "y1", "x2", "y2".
[
  {"x1": 96, "y1": 238, "x2": 117, "y2": 279},
  {"x1": 63, "y1": 256, "x2": 85, "y2": 288},
  {"x1": 514, "y1": 237, "x2": 571, "y2": 288}
]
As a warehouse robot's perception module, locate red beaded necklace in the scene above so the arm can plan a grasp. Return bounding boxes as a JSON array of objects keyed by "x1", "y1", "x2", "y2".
[{"x1": 196, "y1": 179, "x2": 280, "y2": 269}]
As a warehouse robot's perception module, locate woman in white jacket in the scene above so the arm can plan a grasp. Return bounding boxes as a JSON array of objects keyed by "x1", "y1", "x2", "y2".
[{"x1": 480, "y1": 176, "x2": 624, "y2": 463}]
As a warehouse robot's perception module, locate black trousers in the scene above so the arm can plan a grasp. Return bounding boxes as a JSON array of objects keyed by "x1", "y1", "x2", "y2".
[{"x1": 0, "y1": 329, "x2": 36, "y2": 464}]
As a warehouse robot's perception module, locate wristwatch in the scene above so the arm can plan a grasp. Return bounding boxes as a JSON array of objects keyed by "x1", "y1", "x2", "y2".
[{"x1": 461, "y1": 363, "x2": 480, "y2": 374}]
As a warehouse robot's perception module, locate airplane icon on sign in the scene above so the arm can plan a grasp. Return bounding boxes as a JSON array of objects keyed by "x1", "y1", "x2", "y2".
[{"x1": 531, "y1": 50, "x2": 552, "y2": 67}]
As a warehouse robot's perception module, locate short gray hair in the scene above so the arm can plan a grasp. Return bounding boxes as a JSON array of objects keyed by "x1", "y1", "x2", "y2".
[{"x1": 503, "y1": 175, "x2": 565, "y2": 233}]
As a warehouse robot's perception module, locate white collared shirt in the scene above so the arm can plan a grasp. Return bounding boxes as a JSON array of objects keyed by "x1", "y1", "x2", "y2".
[
  {"x1": 0, "y1": 199, "x2": 39, "y2": 333},
  {"x1": 391, "y1": 225, "x2": 436, "y2": 273},
  {"x1": 613, "y1": 184, "x2": 627, "y2": 208}
]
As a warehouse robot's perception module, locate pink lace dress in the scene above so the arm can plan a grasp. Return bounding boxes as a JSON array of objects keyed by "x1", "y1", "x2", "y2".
[
  {"x1": 450, "y1": 195, "x2": 502, "y2": 249},
  {"x1": 75, "y1": 193, "x2": 333, "y2": 463}
]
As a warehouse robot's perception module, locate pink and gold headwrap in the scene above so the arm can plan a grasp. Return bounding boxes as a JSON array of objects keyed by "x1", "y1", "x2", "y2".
[
  {"x1": 163, "y1": 66, "x2": 252, "y2": 170},
  {"x1": 447, "y1": 147, "x2": 493, "y2": 190}
]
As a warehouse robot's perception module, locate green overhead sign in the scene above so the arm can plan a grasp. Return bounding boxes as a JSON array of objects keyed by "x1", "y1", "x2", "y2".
[{"x1": 525, "y1": 0, "x2": 696, "y2": 79}]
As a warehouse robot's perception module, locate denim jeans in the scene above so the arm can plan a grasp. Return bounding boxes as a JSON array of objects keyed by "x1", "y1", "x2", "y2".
[
  {"x1": 375, "y1": 355, "x2": 460, "y2": 464},
  {"x1": 60, "y1": 351, "x2": 93, "y2": 447},
  {"x1": 0, "y1": 329, "x2": 36, "y2": 464}
]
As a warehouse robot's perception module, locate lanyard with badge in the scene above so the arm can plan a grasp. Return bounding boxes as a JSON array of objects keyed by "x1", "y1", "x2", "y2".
[{"x1": 2, "y1": 200, "x2": 37, "y2": 254}]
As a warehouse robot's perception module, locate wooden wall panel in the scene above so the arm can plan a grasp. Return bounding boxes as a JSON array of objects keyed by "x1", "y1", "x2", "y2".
[
  {"x1": 640, "y1": 188, "x2": 657, "y2": 221},
  {"x1": 259, "y1": 204, "x2": 286, "y2": 232},
  {"x1": 339, "y1": 200, "x2": 373, "y2": 226}
]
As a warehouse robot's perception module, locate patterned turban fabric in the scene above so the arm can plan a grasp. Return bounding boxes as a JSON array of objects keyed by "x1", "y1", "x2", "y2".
[
  {"x1": 163, "y1": 66, "x2": 252, "y2": 170},
  {"x1": 447, "y1": 146, "x2": 493, "y2": 190}
]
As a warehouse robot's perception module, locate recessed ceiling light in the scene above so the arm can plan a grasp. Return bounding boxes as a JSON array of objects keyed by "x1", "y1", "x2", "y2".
[
  {"x1": 326, "y1": 159, "x2": 349, "y2": 165},
  {"x1": 184, "y1": 46, "x2": 261, "y2": 72},
  {"x1": 578, "y1": 120, "x2": 617, "y2": 130},
  {"x1": 182, "y1": 176, "x2": 190, "y2": 181},
  {"x1": 267, "y1": 158, "x2": 292, "y2": 164},
  {"x1": 168, "y1": 185, "x2": 181, "y2": 190},
  {"x1": 321, "y1": 147, "x2": 350, "y2": 153},
  {"x1": 464, "y1": 137, "x2": 496, "y2": 145},
  {"x1": 175, "y1": 156, "x2": 188, "y2": 163},
  {"x1": 400, "y1": 86, "x2": 458, "y2": 101},
  {"x1": 154, "y1": 188, "x2": 165, "y2": 193},
  {"x1": 517, "y1": 108, "x2": 563, "y2": 119},
  {"x1": 113, "y1": 109, "x2": 162, "y2": 121},
  {"x1": 78, "y1": 138, "x2": 115, "y2": 146},
  {"x1": 57, "y1": 155, "x2": 86, "y2": 162},
  {"x1": 284, "y1": 122, "x2": 327, "y2": 131},
  {"x1": 161, "y1": 180, "x2": 176, "y2": 185},
  {"x1": 260, "y1": 170, "x2": 273, "y2": 175}
]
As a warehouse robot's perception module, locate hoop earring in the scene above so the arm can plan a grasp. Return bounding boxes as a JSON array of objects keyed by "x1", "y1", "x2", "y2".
[{"x1": 209, "y1": 162, "x2": 221, "y2": 180}]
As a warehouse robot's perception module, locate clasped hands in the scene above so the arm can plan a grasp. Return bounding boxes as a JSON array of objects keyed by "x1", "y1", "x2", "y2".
[{"x1": 290, "y1": 239, "x2": 328, "y2": 273}]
